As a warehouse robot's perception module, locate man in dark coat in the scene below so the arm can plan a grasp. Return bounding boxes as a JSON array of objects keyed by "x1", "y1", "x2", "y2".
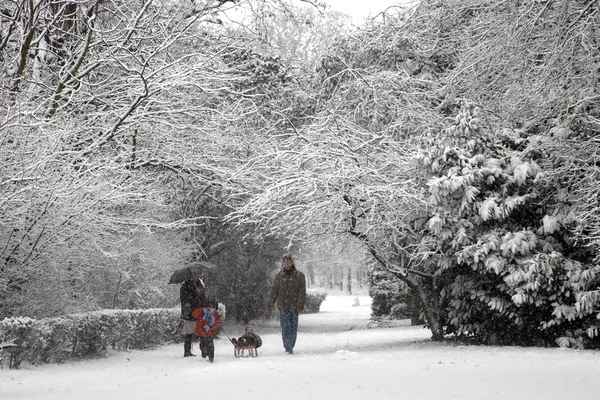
[
  {"x1": 180, "y1": 274, "x2": 206, "y2": 357},
  {"x1": 267, "y1": 254, "x2": 306, "y2": 355}
]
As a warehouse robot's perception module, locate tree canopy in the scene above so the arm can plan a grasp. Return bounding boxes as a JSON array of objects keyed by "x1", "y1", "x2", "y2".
[{"x1": 1, "y1": 0, "x2": 599, "y2": 347}]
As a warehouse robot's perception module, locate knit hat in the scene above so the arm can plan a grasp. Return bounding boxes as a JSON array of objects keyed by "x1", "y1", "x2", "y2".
[{"x1": 282, "y1": 253, "x2": 295, "y2": 272}]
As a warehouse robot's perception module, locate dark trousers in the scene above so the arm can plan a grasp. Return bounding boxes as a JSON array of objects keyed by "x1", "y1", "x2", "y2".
[
  {"x1": 199, "y1": 336, "x2": 215, "y2": 361},
  {"x1": 279, "y1": 310, "x2": 299, "y2": 352},
  {"x1": 184, "y1": 334, "x2": 194, "y2": 355}
]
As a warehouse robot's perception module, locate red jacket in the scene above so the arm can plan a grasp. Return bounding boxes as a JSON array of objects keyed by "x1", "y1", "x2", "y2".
[{"x1": 191, "y1": 308, "x2": 221, "y2": 337}]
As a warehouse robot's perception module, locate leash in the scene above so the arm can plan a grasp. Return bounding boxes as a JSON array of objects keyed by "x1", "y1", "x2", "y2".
[{"x1": 218, "y1": 326, "x2": 236, "y2": 346}]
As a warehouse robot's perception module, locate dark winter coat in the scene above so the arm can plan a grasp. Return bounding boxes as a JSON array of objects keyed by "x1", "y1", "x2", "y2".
[
  {"x1": 180, "y1": 279, "x2": 207, "y2": 320},
  {"x1": 268, "y1": 268, "x2": 306, "y2": 312},
  {"x1": 238, "y1": 332, "x2": 262, "y2": 348}
]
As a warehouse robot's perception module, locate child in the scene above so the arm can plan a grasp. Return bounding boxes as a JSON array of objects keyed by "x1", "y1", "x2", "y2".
[
  {"x1": 233, "y1": 326, "x2": 262, "y2": 349},
  {"x1": 191, "y1": 306, "x2": 221, "y2": 362}
]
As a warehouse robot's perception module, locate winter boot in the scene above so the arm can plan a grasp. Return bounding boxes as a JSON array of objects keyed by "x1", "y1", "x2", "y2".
[{"x1": 184, "y1": 334, "x2": 195, "y2": 357}]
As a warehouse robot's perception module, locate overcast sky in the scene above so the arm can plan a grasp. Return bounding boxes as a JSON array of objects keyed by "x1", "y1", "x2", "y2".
[
  {"x1": 218, "y1": 1, "x2": 419, "y2": 29},
  {"x1": 316, "y1": 0, "x2": 418, "y2": 22}
]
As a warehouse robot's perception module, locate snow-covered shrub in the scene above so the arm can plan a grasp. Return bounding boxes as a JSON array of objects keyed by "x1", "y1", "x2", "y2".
[
  {"x1": 304, "y1": 290, "x2": 327, "y2": 313},
  {"x1": 368, "y1": 268, "x2": 405, "y2": 318},
  {"x1": 0, "y1": 317, "x2": 40, "y2": 368},
  {"x1": 368, "y1": 267, "x2": 424, "y2": 324},
  {"x1": 417, "y1": 103, "x2": 600, "y2": 346},
  {"x1": 38, "y1": 317, "x2": 75, "y2": 364},
  {"x1": 0, "y1": 308, "x2": 181, "y2": 368}
]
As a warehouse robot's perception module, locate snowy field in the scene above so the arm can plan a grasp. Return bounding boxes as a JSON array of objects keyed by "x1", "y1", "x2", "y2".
[{"x1": 2, "y1": 295, "x2": 600, "y2": 400}]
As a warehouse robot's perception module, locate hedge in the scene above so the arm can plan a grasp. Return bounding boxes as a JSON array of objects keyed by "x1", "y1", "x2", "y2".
[
  {"x1": 0, "y1": 308, "x2": 181, "y2": 369},
  {"x1": 0, "y1": 293, "x2": 325, "y2": 369}
]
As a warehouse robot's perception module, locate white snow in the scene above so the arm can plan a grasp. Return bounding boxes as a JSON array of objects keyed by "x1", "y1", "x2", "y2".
[{"x1": 2, "y1": 294, "x2": 600, "y2": 400}]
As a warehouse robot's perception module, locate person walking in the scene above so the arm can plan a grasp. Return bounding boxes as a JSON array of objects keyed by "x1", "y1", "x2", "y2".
[
  {"x1": 267, "y1": 254, "x2": 306, "y2": 355},
  {"x1": 180, "y1": 273, "x2": 206, "y2": 357}
]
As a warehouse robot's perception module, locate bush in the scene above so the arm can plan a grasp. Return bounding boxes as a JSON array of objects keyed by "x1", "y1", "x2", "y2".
[
  {"x1": 304, "y1": 290, "x2": 327, "y2": 313},
  {"x1": 0, "y1": 308, "x2": 181, "y2": 369},
  {"x1": 368, "y1": 267, "x2": 424, "y2": 324}
]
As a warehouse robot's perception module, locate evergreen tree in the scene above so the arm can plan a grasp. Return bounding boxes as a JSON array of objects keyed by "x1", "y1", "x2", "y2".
[{"x1": 416, "y1": 103, "x2": 600, "y2": 345}]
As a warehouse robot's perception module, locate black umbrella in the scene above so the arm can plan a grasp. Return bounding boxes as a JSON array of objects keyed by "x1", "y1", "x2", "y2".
[{"x1": 168, "y1": 261, "x2": 215, "y2": 284}]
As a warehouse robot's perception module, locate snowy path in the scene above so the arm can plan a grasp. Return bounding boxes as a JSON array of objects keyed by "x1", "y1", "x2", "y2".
[{"x1": 2, "y1": 295, "x2": 600, "y2": 400}]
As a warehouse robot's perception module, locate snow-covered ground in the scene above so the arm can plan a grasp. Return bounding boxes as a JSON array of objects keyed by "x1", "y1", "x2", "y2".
[{"x1": 2, "y1": 295, "x2": 600, "y2": 400}]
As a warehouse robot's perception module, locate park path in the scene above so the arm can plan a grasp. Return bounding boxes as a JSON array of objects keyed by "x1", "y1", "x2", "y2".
[{"x1": 3, "y1": 295, "x2": 599, "y2": 400}]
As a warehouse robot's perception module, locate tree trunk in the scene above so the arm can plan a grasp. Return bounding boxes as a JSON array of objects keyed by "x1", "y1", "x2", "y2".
[
  {"x1": 112, "y1": 272, "x2": 122, "y2": 309},
  {"x1": 306, "y1": 263, "x2": 315, "y2": 287},
  {"x1": 347, "y1": 267, "x2": 352, "y2": 294},
  {"x1": 356, "y1": 269, "x2": 363, "y2": 289},
  {"x1": 414, "y1": 283, "x2": 444, "y2": 341}
]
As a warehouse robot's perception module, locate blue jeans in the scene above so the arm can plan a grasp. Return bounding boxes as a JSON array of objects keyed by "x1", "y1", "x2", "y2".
[{"x1": 279, "y1": 310, "x2": 299, "y2": 352}]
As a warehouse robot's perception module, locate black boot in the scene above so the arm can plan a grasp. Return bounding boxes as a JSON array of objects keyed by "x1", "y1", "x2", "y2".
[
  {"x1": 184, "y1": 334, "x2": 195, "y2": 357},
  {"x1": 206, "y1": 338, "x2": 215, "y2": 363},
  {"x1": 200, "y1": 336, "x2": 213, "y2": 360},
  {"x1": 199, "y1": 341, "x2": 206, "y2": 358}
]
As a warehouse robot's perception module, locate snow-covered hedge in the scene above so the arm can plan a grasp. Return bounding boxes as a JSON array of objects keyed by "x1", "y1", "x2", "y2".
[
  {"x1": 305, "y1": 290, "x2": 327, "y2": 313},
  {"x1": 0, "y1": 308, "x2": 181, "y2": 369}
]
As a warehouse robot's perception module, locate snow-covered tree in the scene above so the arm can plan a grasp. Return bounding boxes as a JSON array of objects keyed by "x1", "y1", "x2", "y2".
[
  {"x1": 417, "y1": 103, "x2": 599, "y2": 345},
  {"x1": 223, "y1": 0, "x2": 600, "y2": 344},
  {"x1": 0, "y1": 0, "x2": 304, "y2": 317}
]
